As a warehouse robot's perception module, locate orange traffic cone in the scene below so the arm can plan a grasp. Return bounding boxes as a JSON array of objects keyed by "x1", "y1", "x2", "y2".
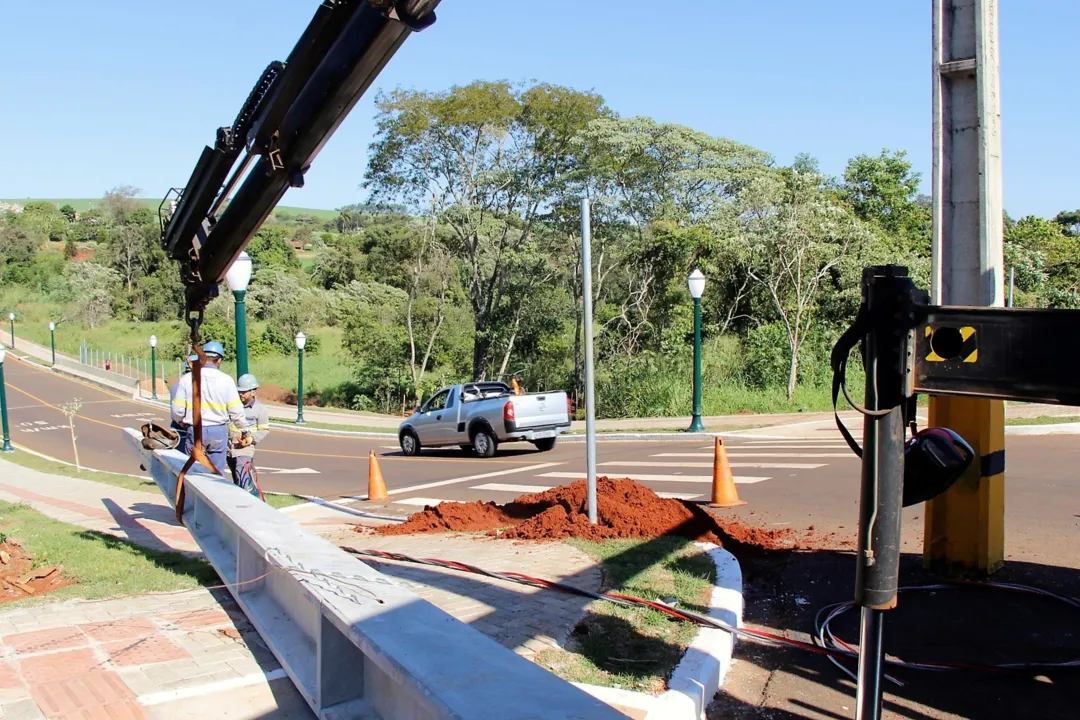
[
  {"x1": 368, "y1": 450, "x2": 388, "y2": 502},
  {"x1": 710, "y1": 437, "x2": 745, "y2": 507}
]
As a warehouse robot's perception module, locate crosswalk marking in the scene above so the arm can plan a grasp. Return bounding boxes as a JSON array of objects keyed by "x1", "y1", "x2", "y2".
[
  {"x1": 386, "y1": 462, "x2": 564, "y2": 496},
  {"x1": 601, "y1": 461, "x2": 826, "y2": 469},
  {"x1": 656, "y1": 492, "x2": 702, "y2": 500},
  {"x1": 538, "y1": 471, "x2": 770, "y2": 485},
  {"x1": 393, "y1": 497, "x2": 448, "y2": 507},
  {"x1": 653, "y1": 452, "x2": 853, "y2": 458},
  {"x1": 470, "y1": 483, "x2": 552, "y2": 493}
]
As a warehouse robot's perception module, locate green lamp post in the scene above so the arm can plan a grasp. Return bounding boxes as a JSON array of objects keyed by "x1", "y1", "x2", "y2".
[
  {"x1": 7, "y1": 313, "x2": 14, "y2": 349},
  {"x1": 225, "y1": 251, "x2": 253, "y2": 378},
  {"x1": 295, "y1": 331, "x2": 306, "y2": 424},
  {"x1": 687, "y1": 269, "x2": 706, "y2": 433},
  {"x1": 49, "y1": 322, "x2": 56, "y2": 365},
  {"x1": 0, "y1": 345, "x2": 13, "y2": 452},
  {"x1": 149, "y1": 334, "x2": 158, "y2": 401}
]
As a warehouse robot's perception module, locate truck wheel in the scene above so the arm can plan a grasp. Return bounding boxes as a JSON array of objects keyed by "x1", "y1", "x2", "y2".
[
  {"x1": 472, "y1": 429, "x2": 497, "y2": 458},
  {"x1": 532, "y1": 438, "x2": 556, "y2": 452},
  {"x1": 400, "y1": 430, "x2": 421, "y2": 457}
]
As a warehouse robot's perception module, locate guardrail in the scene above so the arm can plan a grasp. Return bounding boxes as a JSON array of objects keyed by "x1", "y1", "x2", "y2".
[
  {"x1": 54, "y1": 357, "x2": 140, "y2": 396},
  {"x1": 122, "y1": 428, "x2": 623, "y2": 720}
]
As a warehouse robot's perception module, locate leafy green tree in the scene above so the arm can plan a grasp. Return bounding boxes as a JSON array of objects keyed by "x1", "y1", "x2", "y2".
[
  {"x1": 246, "y1": 226, "x2": 299, "y2": 268},
  {"x1": 840, "y1": 149, "x2": 930, "y2": 253},
  {"x1": 365, "y1": 80, "x2": 608, "y2": 379},
  {"x1": 1052, "y1": 209, "x2": 1080, "y2": 237},
  {"x1": 68, "y1": 262, "x2": 121, "y2": 328},
  {"x1": 101, "y1": 186, "x2": 144, "y2": 225},
  {"x1": 59, "y1": 204, "x2": 77, "y2": 222},
  {"x1": 0, "y1": 223, "x2": 39, "y2": 282}
]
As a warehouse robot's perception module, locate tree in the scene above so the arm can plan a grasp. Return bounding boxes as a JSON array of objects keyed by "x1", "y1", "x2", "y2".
[
  {"x1": 0, "y1": 223, "x2": 39, "y2": 282},
  {"x1": 365, "y1": 80, "x2": 608, "y2": 378},
  {"x1": 246, "y1": 226, "x2": 299, "y2": 268},
  {"x1": 101, "y1": 186, "x2": 143, "y2": 225},
  {"x1": 67, "y1": 262, "x2": 121, "y2": 328},
  {"x1": 106, "y1": 223, "x2": 162, "y2": 290},
  {"x1": 743, "y1": 156, "x2": 866, "y2": 399},
  {"x1": 1052, "y1": 209, "x2": 1080, "y2": 237},
  {"x1": 840, "y1": 149, "x2": 930, "y2": 252},
  {"x1": 59, "y1": 204, "x2": 77, "y2": 222}
]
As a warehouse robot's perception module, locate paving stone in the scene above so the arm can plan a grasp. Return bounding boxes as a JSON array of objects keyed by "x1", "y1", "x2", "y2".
[
  {"x1": 79, "y1": 618, "x2": 156, "y2": 642},
  {"x1": 0, "y1": 698, "x2": 45, "y2": 720},
  {"x1": 28, "y1": 669, "x2": 139, "y2": 719},
  {"x1": 161, "y1": 609, "x2": 231, "y2": 631},
  {"x1": 0, "y1": 663, "x2": 21, "y2": 691},
  {"x1": 18, "y1": 649, "x2": 100, "y2": 685},
  {"x1": 104, "y1": 636, "x2": 191, "y2": 667},
  {"x1": 2, "y1": 627, "x2": 86, "y2": 655}
]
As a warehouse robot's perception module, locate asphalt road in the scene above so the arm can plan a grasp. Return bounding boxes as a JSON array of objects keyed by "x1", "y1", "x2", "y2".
[{"x1": 3, "y1": 355, "x2": 1078, "y2": 559}]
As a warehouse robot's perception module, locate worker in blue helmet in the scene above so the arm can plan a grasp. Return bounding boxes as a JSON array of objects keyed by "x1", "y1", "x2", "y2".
[
  {"x1": 170, "y1": 341, "x2": 249, "y2": 476},
  {"x1": 228, "y1": 373, "x2": 270, "y2": 499}
]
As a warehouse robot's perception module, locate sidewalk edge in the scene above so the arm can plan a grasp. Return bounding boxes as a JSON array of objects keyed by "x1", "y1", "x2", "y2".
[{"x1": 645, "y1": 544, "x2": 742, "y2": 720}]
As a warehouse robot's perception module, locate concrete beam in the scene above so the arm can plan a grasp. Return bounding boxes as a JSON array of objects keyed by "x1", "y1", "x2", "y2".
[{"x1": 123, "y1": 429, "x2": 625, "y2": 720}]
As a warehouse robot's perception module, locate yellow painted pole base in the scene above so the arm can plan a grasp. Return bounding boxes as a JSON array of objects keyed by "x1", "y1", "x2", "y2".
[{"x1": 923, "y1": 396, "x2": 1005, "y2": 576}]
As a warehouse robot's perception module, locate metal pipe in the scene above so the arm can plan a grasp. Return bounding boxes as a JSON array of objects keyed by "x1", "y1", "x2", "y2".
[
  {"x1": 580, "y1": 198, "x2": 597, "y2": 524},
  {"x1": 1007, "y1": 266, "x2": 1015, "y2": 307},
  {"x1": 856, "y1": 606, "x2": 885, "y2": 720}
]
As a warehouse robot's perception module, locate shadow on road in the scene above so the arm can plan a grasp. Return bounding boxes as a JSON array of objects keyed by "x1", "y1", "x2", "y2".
[{"x1": 708, "y1": 547, "x2": 1080, "y2": 719}]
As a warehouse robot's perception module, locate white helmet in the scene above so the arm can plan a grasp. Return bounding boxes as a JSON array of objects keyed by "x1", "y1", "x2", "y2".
[{"x1": 237, "y1": 374, "x2": 259, "y2": 392}]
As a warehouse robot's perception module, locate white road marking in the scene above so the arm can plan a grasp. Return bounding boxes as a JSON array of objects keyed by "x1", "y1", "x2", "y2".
[
  {"x1": 471, "y1": 483, "x2": 553, "y2": 493},
  {"x1": 257, "y1": 466, "x2": 321, "y2": 475},
  {"x1": 656, "y1": 492, "x2": 702, "y2": 500},
  {"x1": 737, "y1": 443, "x2": 849, "y2": 448},
  {"x1": 138, "y1": 668, "x2": 289, "y2": 706},
  {"x1": 539, "y1": 471, "x2": 770, "y2": 485},
  {"x1": 386, "y1": 462, "x2": 564, "y2": 496},
  {"x1": 653, "y1": 452, "x2": 853, "y2": 458},
  {"x1": 393, "y1": 497, "x2": 451, "y2": 507},
  {"x1": 601, "y1": 461, "x2": 826, "y2": 469}
]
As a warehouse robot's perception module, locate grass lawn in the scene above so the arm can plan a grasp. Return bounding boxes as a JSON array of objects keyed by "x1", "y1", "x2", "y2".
[
  {"x1": 534, "y1": 536, "x2": 715, "y2": 693},
  {"x1": 263, "y1": 492, "x2": 308, "y2": 509},
  {"x1": 1005, "y1": 415, "x2": 1080, "y2": 426},
  {"x1": 0, "y1": 501, "x2": 217, "y2": 604},
  {"x1": 7, "y1": 448, "x2": 157, "y2": 493}
]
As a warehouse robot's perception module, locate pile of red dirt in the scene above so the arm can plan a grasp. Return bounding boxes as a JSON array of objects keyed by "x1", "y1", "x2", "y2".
[
  {"x1": 372, "y1": 477, "x2": 795, "y2": 551},
  {"x1": 0, "y1": 540, "x2": 70, "y2": 604}
]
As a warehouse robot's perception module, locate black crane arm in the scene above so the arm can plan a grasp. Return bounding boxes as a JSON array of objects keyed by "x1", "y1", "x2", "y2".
[{"x1": 160, "y1": 0, "x2": 439, "y2": 312}]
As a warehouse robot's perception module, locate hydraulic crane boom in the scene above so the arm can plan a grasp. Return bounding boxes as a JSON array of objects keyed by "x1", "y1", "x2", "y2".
[{"x1": 160, "y1": 0, "x2": 439, "y2": 314}]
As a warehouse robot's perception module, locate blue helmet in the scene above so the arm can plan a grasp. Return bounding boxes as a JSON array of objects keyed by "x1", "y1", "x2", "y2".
[{"x1": 202, "y1": 341, "x2": 225, "y2": 358}]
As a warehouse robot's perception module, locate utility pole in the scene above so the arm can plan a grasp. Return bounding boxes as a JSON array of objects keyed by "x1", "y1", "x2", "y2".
[
  {"x1": 580, "y1": 198, "x2": 597, "y2": 524},
  {"x1": 928, "y1": 0, "x2": 1005, "y2": 574}
]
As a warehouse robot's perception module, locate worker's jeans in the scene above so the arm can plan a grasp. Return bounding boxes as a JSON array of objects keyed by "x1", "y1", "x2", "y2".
[
  {"x1": 228, "y1": 456, "x2": 262, "y2": 499},
  {"x1": 181, "y1": 424, "x2": 229, "y2": 476}
]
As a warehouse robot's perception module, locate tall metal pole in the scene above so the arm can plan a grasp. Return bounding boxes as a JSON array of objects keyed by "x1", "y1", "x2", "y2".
[
  {"x1": 580, "y1": 198, "x2": 597, "y2": 524},
  {"x1": 150, "y1": 346, "x2": 158, "y2": 401},
  {"x1": 0, "y1": 351, "x2": 12, "y2": 453},
  {"x1": 49, "y1": 324, "x2": 56, "y2": 365},
  {"x1": 688, "y1": 296, "x2": 705, "y2": 432},
  {"x1": 296, "y1": 348, "x2": 306, "y2": 424},
  {"x1": 854, "y1": 266, "x2": 913, "y2": 720},
  {"x1": 1007, "y1": 266, "x2": 1015, "y2": 307},
  {"x1": 234, "y1": 290, "x2": 249, "y2": 377},
  {"x1": 8, "y1": 316, "x2": 14, "y2": 349}
]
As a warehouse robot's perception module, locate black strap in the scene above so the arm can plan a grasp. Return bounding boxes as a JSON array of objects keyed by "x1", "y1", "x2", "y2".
[{"x1": 830, "y1": 307, "x2": 893, "y2": 459}]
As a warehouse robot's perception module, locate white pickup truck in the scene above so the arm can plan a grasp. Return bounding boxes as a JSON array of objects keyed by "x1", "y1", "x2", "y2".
[{"x1": 398, "y1": 382, "x2": 571, "y2": 457}]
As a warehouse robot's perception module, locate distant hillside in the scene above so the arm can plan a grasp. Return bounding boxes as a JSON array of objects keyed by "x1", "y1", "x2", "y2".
[{"x1": 0, "y1": 198, "x2": 339, "y2": 221}]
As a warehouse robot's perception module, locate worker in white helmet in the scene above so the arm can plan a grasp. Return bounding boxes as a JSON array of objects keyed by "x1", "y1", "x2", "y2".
[{"x1": 228, "y1": 373, "x2": 270, "y2": 498}]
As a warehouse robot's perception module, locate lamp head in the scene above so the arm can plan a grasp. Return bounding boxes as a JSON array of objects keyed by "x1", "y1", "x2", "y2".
[
  {"x1": 687, "y1": 269, "x2": 706, "y2": 299},
  {"x1": 295, "y1": 331, "x2": 307, "y2": 350},
  {"x1": 225, "y1": 251, "x2": 253, "y2": 293},
  {"x1": 149, "y1": 335, "x2": 158, "y2": 348},
  {"x1": 49, "y1": 322, "x2": 55, "y2": 332},
  {"x1": 0, "y1": 346, "x2": 5, "y2": 364},
  {"x1": 7, "y1": 313, "x2": 13, "y2": 321}
]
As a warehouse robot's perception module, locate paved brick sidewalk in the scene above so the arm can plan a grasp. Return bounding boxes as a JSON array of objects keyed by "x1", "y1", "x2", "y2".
[{"x1": 331, "y1": 530, "x2": 604, "y2": 660}]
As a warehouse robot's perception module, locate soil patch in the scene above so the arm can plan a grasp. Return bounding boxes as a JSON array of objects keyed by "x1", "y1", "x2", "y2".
[
  {"x1": 373, "y1": 477, "x2": 794, "y2": 552},
  {"x1": 0, "y1": 540, "x2": 71, "y2": 603}
]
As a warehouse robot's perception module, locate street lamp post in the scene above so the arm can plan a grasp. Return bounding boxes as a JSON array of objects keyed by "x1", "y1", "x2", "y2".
[
  {"x1": 295, "y1": 332, "x2": 306, "y2": 424},
  {"x1": 687, "y1": 269, "x2": 706, "y2": 433},
  {"x1": 49, "y1": 322, "x2": 56, "y2": 365},
  {"x1": 225, "y1": 252, "x2": 253, "y2": 377},
  {"x1": 0, "y1": 346, "x2": 12, "y2": 452},
  {"x1": 7, "y1": 313, "x2": 14, "y2": 349},
  {"x1": 149, "y1": 335, "x2": 158, "y2": 401}
]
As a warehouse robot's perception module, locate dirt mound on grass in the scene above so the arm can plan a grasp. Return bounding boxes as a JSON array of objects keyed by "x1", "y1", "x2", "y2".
[
  {"x1": 0, "y1": 540, "x2": 70, "y2": 604},
  {"x1": 372, "y1": 477, "x2": 794, "y2": 551}
]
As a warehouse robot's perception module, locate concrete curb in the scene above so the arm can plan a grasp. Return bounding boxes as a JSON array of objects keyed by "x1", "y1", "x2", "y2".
[
  {"x1": 569, "y1": 544, "x2": 743, "y2": 720},
  {"x1": 646, "y1": 544, "x2": 742, "y2": 720},
  {"x1": 1004, "y1": 422, "x2": 1080, "y2": 435}
]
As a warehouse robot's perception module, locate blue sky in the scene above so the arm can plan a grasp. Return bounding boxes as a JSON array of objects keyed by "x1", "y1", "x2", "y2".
[{"x1": 2, "y1": 1, "x2": 1076, "y2": 218}]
